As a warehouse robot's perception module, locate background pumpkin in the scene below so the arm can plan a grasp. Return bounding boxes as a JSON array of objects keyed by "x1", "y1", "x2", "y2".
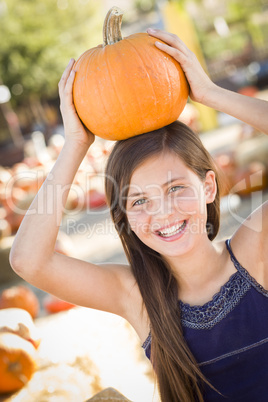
[
  {"x1": 43, "y1": 294, "x2": 75, "y2": 314},
  {"x1": 73, "y1": 7, "x2": 189, "y2": 141},
  {"x1": 0, "y1": 332, "x2": 36, "y2": 394},
  {"x1": 0, "y1": 285, "x2": 39, "y2": 319}
]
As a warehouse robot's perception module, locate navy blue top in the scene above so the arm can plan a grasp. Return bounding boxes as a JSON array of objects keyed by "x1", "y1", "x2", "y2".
[{"x1": 142, "y1": 239, "x2": 268, "y2": 401}]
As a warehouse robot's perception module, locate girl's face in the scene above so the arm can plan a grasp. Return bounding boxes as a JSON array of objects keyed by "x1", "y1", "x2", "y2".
[{"x1": 126, "y1": 151, "x2": 216, "y2": 258}]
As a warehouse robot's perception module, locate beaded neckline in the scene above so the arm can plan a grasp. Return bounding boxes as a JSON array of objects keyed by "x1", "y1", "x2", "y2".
[
  {"x1": 142, "y1": 238, "x2": 268, "y2": 349},
  {"x1": 179, "y1": 238, "x2": 268, "y2": 329},
  {"x1": 179, "y1": 269, "x2": 250, "y2": 329},
  {"x1": 180, "y1": 270, "x2": 238, "y2": 311},
  {"x1": 142, "y1": 267, "x2": 248, "y2": 348}
]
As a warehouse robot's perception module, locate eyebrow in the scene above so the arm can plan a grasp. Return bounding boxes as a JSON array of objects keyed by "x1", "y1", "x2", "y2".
[{"x1": 127, "y1": 177, "x2": 186, "y2": 198}]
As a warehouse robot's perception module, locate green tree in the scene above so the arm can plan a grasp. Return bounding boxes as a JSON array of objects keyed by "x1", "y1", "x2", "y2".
[{"x1": 0, "y1": 0, "x2": 103, "y2": 108}]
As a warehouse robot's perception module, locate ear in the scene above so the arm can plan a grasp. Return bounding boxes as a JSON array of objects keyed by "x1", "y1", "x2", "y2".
[{"x1": 204, "y1": 170, "x2": 217, "y2": 204}]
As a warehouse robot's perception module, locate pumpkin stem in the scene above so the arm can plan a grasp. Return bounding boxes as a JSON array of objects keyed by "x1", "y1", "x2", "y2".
[{"x1": 103, "y1": 6, "x2": 123, "y2": 46}]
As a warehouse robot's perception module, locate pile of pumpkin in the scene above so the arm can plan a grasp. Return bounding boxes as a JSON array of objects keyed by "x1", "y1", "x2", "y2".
[
  {"x1": 0, "y1": 286, "x2": 40, "y2": 395},
  {"x1": 0, "y1": 284, "x2": 76, "y2": 395},
  {"x1": 0, "y1": 137, "x2": 108, "y2": 241},
  {"x1": 214, "y1": 134, "x2": 268, "y2": 198}
]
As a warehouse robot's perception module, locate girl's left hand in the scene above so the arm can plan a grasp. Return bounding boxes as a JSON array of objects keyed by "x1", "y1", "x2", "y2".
[
  {"x1": 147, "y1": 28, "x2": 216, "y2": 105},
  {"x1": 58, "y1": 59, "x2": 95, "y2": 149}
]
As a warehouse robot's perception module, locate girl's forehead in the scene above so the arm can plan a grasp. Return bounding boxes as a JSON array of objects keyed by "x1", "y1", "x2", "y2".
[
  {"x1": 132, "y1": 152, "x2": 186, "y2": 176},
  {"x1": 129, "y1": 152, "x2": 195, "y2": 187}
]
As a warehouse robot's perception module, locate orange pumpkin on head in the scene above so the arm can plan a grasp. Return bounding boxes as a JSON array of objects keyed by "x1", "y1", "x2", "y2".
[{"x1": 73, "y1": 7, "x2": 189, "y2": 140}]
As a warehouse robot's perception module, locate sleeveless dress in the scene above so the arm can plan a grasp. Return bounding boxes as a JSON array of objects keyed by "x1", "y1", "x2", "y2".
[{"x1": 142, "y1": 239, "x2": 268, "y2": 401}]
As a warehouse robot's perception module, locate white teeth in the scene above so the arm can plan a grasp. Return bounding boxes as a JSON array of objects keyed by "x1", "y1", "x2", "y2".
[{"x1": 158, "y1": 221, "x2": 186, "y2": 237}]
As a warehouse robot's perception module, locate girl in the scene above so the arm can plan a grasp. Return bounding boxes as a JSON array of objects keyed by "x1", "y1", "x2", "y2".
[{"x1": 10, "y1": 29, "x2": 268, "y2": 401}]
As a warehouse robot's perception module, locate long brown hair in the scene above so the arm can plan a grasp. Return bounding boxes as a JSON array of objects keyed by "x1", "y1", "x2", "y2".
[{"x1": 105, "y1": 121, "x2": 221, "y2": 401}]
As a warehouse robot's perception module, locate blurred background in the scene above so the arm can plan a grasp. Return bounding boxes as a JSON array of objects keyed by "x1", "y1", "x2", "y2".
[
  {"x1": 1, "y1": 0, "x2": 268, "y2": 152},
  {"x1": 1, "y1": 0, "x2": 268, "y2": 401}
]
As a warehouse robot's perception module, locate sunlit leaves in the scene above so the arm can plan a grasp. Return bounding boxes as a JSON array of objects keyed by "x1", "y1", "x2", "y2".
[{"x1": 0, "y1": 0, "x2": 103, "y2": 105}]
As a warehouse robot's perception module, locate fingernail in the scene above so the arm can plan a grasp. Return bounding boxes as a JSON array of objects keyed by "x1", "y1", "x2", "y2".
[
  {"x1": 147, "y1": 28, "x2": 156, "y2": 33},
  {"x1": 155, "y1": 41, "x2": 162, "y2": 46}
]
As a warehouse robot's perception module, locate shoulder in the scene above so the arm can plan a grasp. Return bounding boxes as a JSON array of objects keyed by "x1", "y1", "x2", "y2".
[{"x1": 228, "y1": 200, "x2": 268, "y2": 289}]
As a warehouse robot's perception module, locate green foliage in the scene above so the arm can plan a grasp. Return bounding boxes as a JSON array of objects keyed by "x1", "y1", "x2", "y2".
[
  {"x1": 185, "y1": 0, "x2": 268, "y2": 63},
  {"x1": 0, "y1": 0, "x2": 103, "y2": 106},
  {"x1": 134, "y1": 0, "x2": 156, "y2": 13}
]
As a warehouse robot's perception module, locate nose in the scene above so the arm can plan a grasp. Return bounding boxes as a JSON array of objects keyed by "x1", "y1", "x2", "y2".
[{"x1": 147, "y1": 195, "x2": 174, "y2": 218}]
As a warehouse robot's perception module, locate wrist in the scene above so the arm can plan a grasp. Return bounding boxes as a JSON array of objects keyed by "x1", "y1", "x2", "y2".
[
  {"x1": 62, "y1": 139, "x2": 91, "y2": 160},
  {"x1": 201, "y1": 84, "x2": 226, "y2": 110},
  {"x1": 64, "y1": 137, "x2": 92, "y2": 152}
]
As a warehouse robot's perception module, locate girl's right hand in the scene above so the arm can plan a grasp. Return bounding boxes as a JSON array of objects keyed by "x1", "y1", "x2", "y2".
[{"x1": 58, "y1": 59, "x2": 95, "y2": 149}]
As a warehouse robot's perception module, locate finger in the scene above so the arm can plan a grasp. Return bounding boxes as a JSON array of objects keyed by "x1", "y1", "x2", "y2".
[
  {"x1": 65, "y1": 70, "x2": 76, "y2": 99},
  {"x1": 154, "y1": 40, "x2": 188, "y2": 67},
  {"x1": 147, "y1": 28, "x2": 188, "y2": 55},
  {"x1": 58, "y1": 58, "x2": 75, "y2": 91},
  {"x1": 61, "y1": 69, "x2": 76, "y2": 111}
]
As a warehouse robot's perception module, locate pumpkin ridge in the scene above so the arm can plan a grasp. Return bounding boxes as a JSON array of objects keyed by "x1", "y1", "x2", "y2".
[
  {"x1": 85, "y1": 49, "x2": 103, "y2": 130},
  {"x1": 104, "y1": 45, "x2": 133, "y2": 134},
  {"x1": 153, "y1": 43, "x2": 174, "y2": 123},
  {"x1": 125, "y1": 35, "x2": 176, "y2": 126},
  {"x1": 165, "y1": 57, "x2": 175, "y2": 122},
  {"x1": 74, "y1": 49, "x2": 99, "y2": 131},
  {"x1": 95, "y1": 49, "x2": 114, "y2": 131},
  {"x1": 124, "y1": 37, "x2": 159, "y2": 128}
]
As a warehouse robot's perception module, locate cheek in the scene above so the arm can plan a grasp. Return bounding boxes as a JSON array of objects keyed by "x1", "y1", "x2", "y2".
[
  {"x1": 127, "y1": 211, "x2": 151, "y2": 235},
  {"x1": 173, "y1": 187, "x2": 205, "y2": 215},
  {"x1": 173, "y1": 199, "x2": 199, "y2": 215}
]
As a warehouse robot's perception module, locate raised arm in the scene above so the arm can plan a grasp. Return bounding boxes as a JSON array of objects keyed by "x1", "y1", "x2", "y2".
[
  {"x1": 147, "y1": 29, "x2": 268, "y2": 135},
  {"x1": 9, "y1": 60, "x2": 138, "y2": 318},
  {"x1": 10, "y1": 59, "x2": 94, "y2": 275}
]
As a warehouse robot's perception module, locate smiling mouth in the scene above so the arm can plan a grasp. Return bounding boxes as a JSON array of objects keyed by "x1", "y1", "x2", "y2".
[{"x1": 157, "y1": 220, "x2": 187, "y2": 238}]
